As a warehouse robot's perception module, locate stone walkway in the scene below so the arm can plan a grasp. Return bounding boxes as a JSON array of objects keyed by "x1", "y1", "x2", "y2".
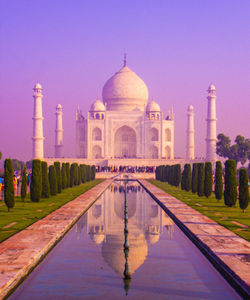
[
  {"x1": 0, "y1": 179, "x2": 112, "y2": 299},
  {"x1": 140, "y1": 179, "x2": 250, "y2": 298}
]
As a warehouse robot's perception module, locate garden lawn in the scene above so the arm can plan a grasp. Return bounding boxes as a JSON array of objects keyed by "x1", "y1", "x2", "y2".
[
  {"x1": 149, "y1": 180, "x2": 250, "y2": 242},
  {"x1": 0, "y1": 179, "x2": 103, "y2": 243}
]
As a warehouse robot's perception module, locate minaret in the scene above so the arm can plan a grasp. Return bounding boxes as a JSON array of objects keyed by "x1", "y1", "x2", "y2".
[
  {"x1": 55, "y1": 104, "x2": 63, "y2": 158},
  {"x1": 186, "y1": 105, "x2": 194, "y2": 160},
  {"x1": 32, "y1": 83, "x2": 44, "y2": 159},
  {"x1": 206, "y1": 84, "x2": 217, "y2": 161}
]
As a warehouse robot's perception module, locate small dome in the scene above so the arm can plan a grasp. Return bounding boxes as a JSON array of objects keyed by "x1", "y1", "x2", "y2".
[
  {"x1": 208, "y1": 83, "x2": 216, "y2": 91},
  {"x1": 188, "y1": 105, "x2": 194, "y2": 111},
  {"x1": 146, "y1": 100, "x2": 160, "y2": 112},
  {"x1": 102, "y1": 65, "x2": 148, "y2": 111},
  {"x1": 90, "y1": 100, "x2": 106, "y2": 111},
  {"x1": 56, "y1": 104, "x2": 62, "y2": 109},
  {"x1": 90, "y1": 233, "x2": 105, "y2": 245},
  {"x1": 34, "y1": 82, "x2": 42, "y2": 90}
]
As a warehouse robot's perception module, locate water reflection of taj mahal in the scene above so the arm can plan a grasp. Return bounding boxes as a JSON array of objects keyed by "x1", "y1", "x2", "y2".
[{"x1": 78, "y1": 182, "x2": 174, "y2": 276}]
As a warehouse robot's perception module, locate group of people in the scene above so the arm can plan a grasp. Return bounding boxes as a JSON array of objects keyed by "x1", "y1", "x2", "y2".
[{"x1": 96, "y1": 165, "x2": 155, "y2": 173}]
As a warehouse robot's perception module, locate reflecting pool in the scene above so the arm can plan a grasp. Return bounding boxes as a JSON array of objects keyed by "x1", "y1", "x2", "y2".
[{"x1": 11, "y1": 181, "x2": 240, "y2": 299}]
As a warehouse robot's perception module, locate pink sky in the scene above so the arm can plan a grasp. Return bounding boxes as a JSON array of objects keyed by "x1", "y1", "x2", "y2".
[{"x1": 0, "y1": 0, "x2": 249, "y2": 162}]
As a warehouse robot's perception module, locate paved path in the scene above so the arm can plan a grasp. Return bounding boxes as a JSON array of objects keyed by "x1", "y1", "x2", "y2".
[
  {"x1": 0, "y1": 179, "x2": 112, "y2": 299},
  {"x1": 140, "y1": 180, "x2": 250, "y2": 298}
]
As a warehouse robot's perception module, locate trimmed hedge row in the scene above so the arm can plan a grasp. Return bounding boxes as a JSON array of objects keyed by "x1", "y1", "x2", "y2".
[{"x1": 156, "y1": 159, "x2": 249, "y2": 211}]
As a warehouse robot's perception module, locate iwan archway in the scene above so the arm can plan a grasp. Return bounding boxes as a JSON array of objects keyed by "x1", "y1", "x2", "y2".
[{"x1": 114, "y1": 125, "x2": 136, "y2": 158}]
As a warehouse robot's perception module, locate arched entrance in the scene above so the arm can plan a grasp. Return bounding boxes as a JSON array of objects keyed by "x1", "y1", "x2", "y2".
[
  {"x1": 92, "y1": 145, "x2": 102, "y2": 158},
  {"x1": 114, "y1": 126, "x2": 136, "y2": 158},
  {"x1": 148, "y1": 145, "x2": 158, "y2": 158}
]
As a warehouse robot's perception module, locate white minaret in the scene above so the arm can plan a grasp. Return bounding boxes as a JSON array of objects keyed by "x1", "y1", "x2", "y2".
[
  {"x1": 206, "y1": 84, "x2": 217, "y2": 161},
  {"x1": 55, "y1": 104, "x2": 63, "y2": 158},
  {"x1": 186, "y1": 105, "x2": 195, "y2": 160},
  {"x1": 32, "y1": 83, "x2": 44, "y2": 159}
]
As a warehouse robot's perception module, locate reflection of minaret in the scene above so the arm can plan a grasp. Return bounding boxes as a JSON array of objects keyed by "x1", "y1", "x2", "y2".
[
  {"x1": 55, "y1": 104, "x2": 63, "y2": 158},
  {"x1": 32, "y1": 83, "x2": 44, "y2": 159},
  {"x1": 206, "y1": 84, "x2": 217, "y2": 161},
  {"x1": 186, "y1": 105, "x2": 195, "y2": 160}
]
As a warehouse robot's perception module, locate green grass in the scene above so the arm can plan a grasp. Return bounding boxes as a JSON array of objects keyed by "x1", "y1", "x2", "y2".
[
  {"x1": 0, "y1": 180, "x2": 103, "y2": 243},
  {"x1": 149, "y1": 180, "x2": 250, "y2": 242}
]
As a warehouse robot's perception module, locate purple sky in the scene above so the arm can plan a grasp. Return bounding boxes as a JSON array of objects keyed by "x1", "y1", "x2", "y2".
[{"x1": 0, "y1": 0, "x2": 250, "y2": 162}]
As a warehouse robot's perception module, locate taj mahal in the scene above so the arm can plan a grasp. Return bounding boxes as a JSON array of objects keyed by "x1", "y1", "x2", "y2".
[{"x1": 32, "y1": 56, "x2": 217, "y2": 166}]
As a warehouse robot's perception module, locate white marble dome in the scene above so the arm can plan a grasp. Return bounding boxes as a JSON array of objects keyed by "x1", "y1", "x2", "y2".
[
  {"x1": 102, "y1": 65, "x2": 148, "y2": 111},
  {"x1": 146, "y1": 100, "x2": 160, "y2": 112},
  {"x1": 34, "y1": 82, "x2": 42, "y2": 90},
  {"x1": 90, "y1": 100, "x2": 106, "y2": 111}
]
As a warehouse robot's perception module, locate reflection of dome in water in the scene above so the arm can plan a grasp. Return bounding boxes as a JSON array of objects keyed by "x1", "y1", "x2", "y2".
[
  {"x1": 90, "y1": 233, "x2": 105, "y2": 244},
  {"x1": 102, "y1": 233, "x2": 147, "y2": 275},
  {"x1": 114, "y1": 196, "x2": 136, "y2": 219}
]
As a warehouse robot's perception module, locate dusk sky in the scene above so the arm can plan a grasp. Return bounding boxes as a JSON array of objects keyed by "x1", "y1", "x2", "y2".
[{"x1": 0, "y1": 0, "x2": 250, "y2": 162}]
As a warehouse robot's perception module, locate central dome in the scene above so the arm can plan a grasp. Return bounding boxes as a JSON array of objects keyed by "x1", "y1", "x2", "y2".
[{"x1": 102, "y1": 65, "x2": 148, "y2": 111}]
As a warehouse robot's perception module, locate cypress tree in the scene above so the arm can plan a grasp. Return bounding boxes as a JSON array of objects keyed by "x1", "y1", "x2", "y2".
[
  {"x1": 197, "y1": 163, "x2": 205, "y2": 197},
  {"x1": 82, "y1": 164, "x2": 87, "y2": 183},
  {"x1": 224, "y1": 159, "x2": 238, "y2": 207},
  {"x1": 215, "y1": 161, "x2": 223, "y2": 201},
  {"x1": 155, "y1": 166, "x2": 160, "y2": 180},
  {"x1": 192, "y1": 163, "x2": 198, "y2": 193},
  {"x1": 65, "y1": 163, "x2": 70, "y2": 187},
  {"x1": 204, "y1": 162, "x2": 213, "y2": 198},
  {"x1": 41, "y1": 161, "x2": 50, "y2": 198},
  {"x1": 86, "y1": 165, "x2": 91, "y2": 181},
  {"x1": 30, "y1": 159, "x2": 42, "y2": 202},
  {"x1": 239, "y1": 168, "x2": 249, "y2": 212},
  {"x1": 54, "y1": 162, "x2": 62, "y2": 193},
  {"x1": 185, "y1": 164, "x2": 192, "y2": 192},
  {"x1": 49, "y1": 165, "x2": 57, "y2": 196},
  {"x1": 78, "y1": 165, "x2": 81, "y2": 185},
  {"x1": 175, "y1": 164, "x2": 181, "y2": 187},
  {"x1": 4, "y1": 158, "x2": 15, "y2": 212},
  {"x1": 91, "y1": 165, "x2": 96, "y2": 180},
  {"x1": 181, "y1": 165, "x2": 186, "y2": 190},
  {"x1": 21, "y1": 164, "x2": 27, "y2": 205},
  {"x1": 61, "y1": 163, "x2": 67, "y2": 189},
  {"x1": 74, "y1": 163, "x2": 79, "y2": 185},
  {"x1": 70, "y1": 163, "x2": 75, "y2": 187}
]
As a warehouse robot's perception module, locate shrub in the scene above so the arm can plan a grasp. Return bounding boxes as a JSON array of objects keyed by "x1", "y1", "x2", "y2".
[
  {"x1": 215, "y1": 161, "x2": 223, "y2": 201},
  {"x1": 192, "y1": 163, "x2": 198, "y2": 194},
  {"x1": 4, "y1": 158, "x2": 15, "y2": 211},
  {"x1": 181, "y1": 164, "x2": 191, "y2": 192},
  {"x1": 239, "y1": 168, "x2": 249, "y2": 212},
  {"x1": 21, "y1": 165, "x2": 27, "y2": 204},
  {"x1": 49, "y1": 165, "x2": 57, "y2": 196},
  {"x1": 30, "y1": 159, "x2": 42, "y2": 202},
  {"x1": 65, "y1": 163, "x2": 70, "y2": 188},
  {"x1": 174, "y1": 164, "x2": 181, "y2": 187},
  {"x1": 41, "y1": 161, "x2": 50, "y2": 198},
  {"x1": 54, "y1": 162, "x2": 62, "y2": 193},
  {"x1": 86, "y1": 165, "x2": 91, "y2": 181},
  {"x1": 91, "y1": 165, "x2": 96, "y2": 180},
  {"x1": 61, "y1": 163, "x2": 67, "y2": 189},
  {"x1": 70, "y1": 163, "x2": 79, "y2": 187},
  {"x1": 197, "y1": 163, "x2": 205, "y2": 197},
  {"x1": 204, "y1": 162, "x2": 213, "y2": 198},
  {"x1": 224, "y1": 159, "x2": 237, "y2": 207}
]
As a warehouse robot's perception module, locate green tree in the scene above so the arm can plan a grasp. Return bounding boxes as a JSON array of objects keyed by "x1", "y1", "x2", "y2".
[
  {"x1": 21, "y1": 165, "x2": 27, "y2": 205},
  {"x1": 30, "y1": 159, "x2": 42, "y2": 202},
  {"x1": 197, "y1": 163, "x2": 205, "y2": 197},
  {"x1": 224, "y1": 159, "x2": 238, "y2": 207},
  {"x1": 61, "y1": 163, "x2": 67, "y2": 189},
  {"x1": 70, "y1": 163, "x2": 78, "y2": 187},
  {"x1": 216, "y1": 133, "x2": 250, "y2": 166},
  {"x1": 215, "y1": 161, "x2": 223, "y2": 201},
  {"x1": 91, "y1": 165, "x2": 96, "y2": 180},
  {"x1": 49, "y1": 165, "x2": 57, "y2": 195},
  {"x1": 239, "y1": 168, "x2": 249, "y2": 212},
  {"x1": 54, "y1": 162, "x2": 62, "y2": 193},
  {"x1": 204, "y1": 162, "x2": 213, "y2": 198},
  {"x1": 4, "y1": 159, "x2": 15, "y2": 212},
  {"x1": 41, "y1": 161, "x2": 50, "y2": 198},
  {"x1": 175, "y1": 164, "x2": 181, "y2": 187},
  {"x1": 192, "y1": 163, "x2": 198, "y2": 193},
  {"x1": 65, "y1": 163, "x2": 70, "y2": 187},
  {"x1": 86, "y1": 165, "x2": 91, "y2": 182},
  {"x1": 181, "y1": 165, "x2": 187, "y2": 190},
  {"x1": 183, "y1": 164, "x2": 191, "y2": 192}
]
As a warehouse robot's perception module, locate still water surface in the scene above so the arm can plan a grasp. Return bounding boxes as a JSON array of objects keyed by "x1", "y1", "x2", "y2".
[{"x1": 11, "y1": 181, "x2": 240, "y2": 299}]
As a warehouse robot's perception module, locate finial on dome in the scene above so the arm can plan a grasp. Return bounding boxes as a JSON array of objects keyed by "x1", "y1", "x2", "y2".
[{"x1": 123, "y1": 53, "x2": 127, "y2": 67}]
